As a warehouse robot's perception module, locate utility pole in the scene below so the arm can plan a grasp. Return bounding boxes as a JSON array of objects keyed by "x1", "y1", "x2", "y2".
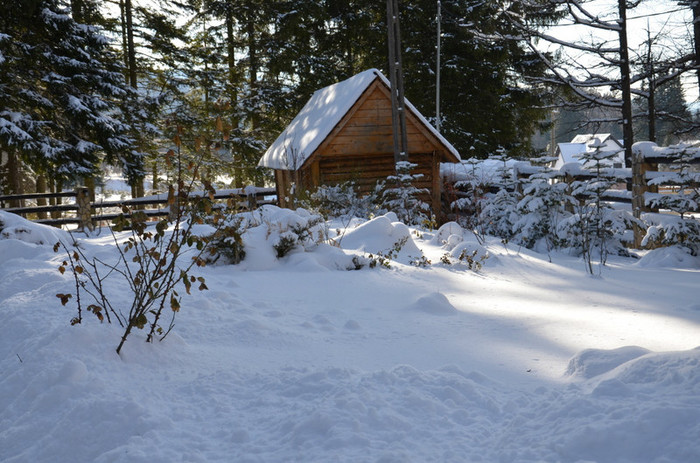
[
  {"x1": 386, "y1": 0, "x2": 408, "y2": 165},
  {"x1": 436, "y1": 0, "x2": 441, "y2": 133}
]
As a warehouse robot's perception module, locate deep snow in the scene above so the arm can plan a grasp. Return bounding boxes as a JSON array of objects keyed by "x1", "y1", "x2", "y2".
[{"x1": 1, "y1": 208, "x2": 699, "y2": 463}]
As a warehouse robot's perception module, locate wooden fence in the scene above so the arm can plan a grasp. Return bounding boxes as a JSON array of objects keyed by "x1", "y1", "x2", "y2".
[
  {"x1": 0, "y1": 186, "x2": 277, "y2": 230},
  {"x1": 444, "y1": 144, "x2": 700, "y2": 214}
]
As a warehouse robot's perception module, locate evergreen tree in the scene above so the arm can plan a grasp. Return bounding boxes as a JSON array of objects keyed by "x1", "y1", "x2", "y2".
[
  {"x1": 634, "y1": 75, "x2": 691, "y2": 145},
  {"x1": 399, "y1": 0, "x2": 561, "y2": 158},
  {"x1": 0, "y1": 0, "x2": 134, "y2": 193}
]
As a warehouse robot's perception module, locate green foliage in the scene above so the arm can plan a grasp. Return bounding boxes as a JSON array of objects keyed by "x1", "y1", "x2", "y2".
[
  {"x1": 203, "y1": 218, "x2": 246, "y2": 265},
  {"x1": 302, "y1": 182, "x2": 381, "y2": 220},
  {"x1": 273, "y1": 232, "x2": 299, "y2": 258},
  {"x1": 400, "y1": 0, "x2": 561, "y2": 157},
  {"x1": 367, "y1": 236, "x2": 409, "y2": 269},
  {"x1": 0, "y1": 0, "x2": 135, "y2": 187},
  {"x1": 380, "y1": 161, "x2": 430, "y2": 225}
]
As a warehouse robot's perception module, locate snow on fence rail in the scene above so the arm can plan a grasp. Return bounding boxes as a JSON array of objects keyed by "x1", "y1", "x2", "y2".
[{"x1": 0, "y1": 186, "x2": 277, "y2": 230}]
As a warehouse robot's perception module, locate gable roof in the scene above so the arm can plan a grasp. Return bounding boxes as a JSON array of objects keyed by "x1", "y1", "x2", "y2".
[
  {"x1": 556, "y1": 142, "x2": 587, "y2": 166},
  {"x1": 258, "y1": 68, "x2": 460, "y2": 170},
  {"x1": 570, "y1": 133, "x2": 623, "y2": 147}
]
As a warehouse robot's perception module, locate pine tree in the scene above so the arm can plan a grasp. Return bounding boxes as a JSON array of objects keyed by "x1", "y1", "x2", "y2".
[
  {"x1": 397, "y1": 0, "x2": 560, "y2": 158},
  {"x1": 0, "y1": 0, "x2": 134, "y2": 193}
]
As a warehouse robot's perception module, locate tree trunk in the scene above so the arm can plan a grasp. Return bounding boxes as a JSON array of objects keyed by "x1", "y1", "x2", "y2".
[
  {"x1": 70, "y1": 0, "x2": 84, "y2": 23},
  {"x1": 125, "y1": 0, "x2": 137, "y2": 90},
  {"x1": 693, "y1": 1, "x2": 700, "y2": 91},
  {"x1": 618, "y1": 0, "x2": 634, "y2": 171},
  {"x1": 6, "y1": 150, "x2": 23, "y2": 208},
  {"x1": 225, "y1": 7, "x2": 243, "y2": 189},
  {"x1": 619, "y1": 0, "x2": 643, "y2": 246},
  {"x1": 36, "y1": 174, "x2": 48, "y2": 219},
  {"x1": 119, "y1": 0, "x2": 128, "y2": 82},
  {"x1": 386, "y1": 0, "x2": 409, "y2": 168},
  {"x1": 247, "y1": 2, "x2": 259, "y2": 132}
]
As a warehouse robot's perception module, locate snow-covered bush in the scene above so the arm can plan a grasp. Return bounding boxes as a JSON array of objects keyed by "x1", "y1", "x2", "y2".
[
  {"x1": 557, "y1": 141, "x2": 639, "y2": 272},
  {"x1": 479, "y1": 189, "x2": 519, "y2": 243},
  {"x1": 441, "y1": 241, "x2": 490, "y2": 271},
  {"x1": 446, "y1": 157, "x2": 515, "y2": 232},
  {"x1": 302, "y1": 182, "x2": 381, "y2": 219},
  {"x1": 240, "y1": 206, "x2": 328, "y2": 260},
  {"x1": 646, "y1": 143, "x2": 699, "y2": 218},
  {"x1": 202, "y1": 217, "x2": 246, "y2": 264},
  {"x1": 380, "y1": 161, "x2": 430, "y2": 225},
  {"x1": 643, "y1": 216, "x2": 700, "y2": 256},
  {"x1": 513, "y1": 173, "x2": 571, "y2": 252},
  {"x1": 642, "y1": 143, "x2": 700, "y2": 256}
]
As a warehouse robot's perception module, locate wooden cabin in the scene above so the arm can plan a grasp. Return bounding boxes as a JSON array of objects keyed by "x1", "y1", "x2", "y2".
[{"x1": 258, "y1": 69, "x2": 460, "y2": 215}]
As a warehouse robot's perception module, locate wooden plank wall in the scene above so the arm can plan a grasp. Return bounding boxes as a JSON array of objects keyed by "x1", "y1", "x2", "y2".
[
  {"x1": 320, "y1": 86, "x2": 437, "y2": 156},
  {"x1": 317, "y1": 152, "x2": 433, "y2": 199}
]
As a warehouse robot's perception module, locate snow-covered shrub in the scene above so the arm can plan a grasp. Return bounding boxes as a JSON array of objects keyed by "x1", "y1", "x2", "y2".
[
  {"x1": 302, "y1": 182, "x2": 381, "y2": 220},
  {"x1": 202, "y1": 217, "x2": 246, "y2": 264},
  {"x1": 513, "y1": 173, "x2": 571, "y2": 252},
  {"x1": 241, "y1": 206, "x2": 327, "y2": 259},
  {"x1": 479, "y1": 189, "x2": 519, "y2": 243},
  {"x1": 274, "y1": 231, "x2": 299, "y2": 258},
  {"x1": 646, "y1": 143, "x2": 699, "y2": 218},
  {"x1": 366, "y1": 236, "x2": 409, "y2": 269},
  {"x1": 557, "y1": 141, "x2": 639, "y2": 272},
  {"x1": 440, "y1": 241, "x2": 490, "y2": 271},
  {"x1": 445, "y1": 157, "x2": 512, "y2": 231},
  {"x1": 642, "y1": 216, "x2": 700, "y2": 256},
  {"x1": 380, "y1": 161, "x2": 430, "y2": 225}
]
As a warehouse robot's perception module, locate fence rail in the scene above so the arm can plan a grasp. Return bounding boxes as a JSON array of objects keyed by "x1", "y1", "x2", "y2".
[{"x1": 0, "y1": 186, "x2": 277, "y2": 230}]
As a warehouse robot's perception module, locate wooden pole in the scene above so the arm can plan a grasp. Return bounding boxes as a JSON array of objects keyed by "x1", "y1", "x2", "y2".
[
  {"x1": 386, "y1": 0, "x2": 408, "y2": 166},
  {"x1": 436, "y1": 0, "x2": 441, "y2": 134},
  {"x1": 75, "y1": 187, "x2": 94, "y2": 232}
]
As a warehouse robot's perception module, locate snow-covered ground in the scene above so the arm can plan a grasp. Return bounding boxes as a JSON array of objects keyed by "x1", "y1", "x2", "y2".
[{"x1": 1, "y1": 208, "x2": 699, "y2": 463}]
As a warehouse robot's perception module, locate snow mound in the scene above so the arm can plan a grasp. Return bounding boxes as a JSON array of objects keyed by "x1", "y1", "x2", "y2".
[
  {"x1": 235, "y1": 206, "x2": 359, "y2": 271},
  {"x1": 449, "y1": 241, "x2": 494, "y2": 267},
  {"x1": 409, "y1": 292, "x2": 459, "y2": 316},
  {"x1": 431, "y1": 221, "x2": 464, "y2": 247},
  {"x1": 0, "y1": 210, "x2": 69, "y2": 245},
  {"x1": 339, "y1": 213, "x2": 422, "y2": 263},
  {"x1": 566, "y1": 346, "x2": 650, "y2": 379},
  {"x1": 636, "y1": 246, "x2": 700, "y2": 269},
  {"x1": 607, "y1": 347, "x2": 700, "y2": 389}
]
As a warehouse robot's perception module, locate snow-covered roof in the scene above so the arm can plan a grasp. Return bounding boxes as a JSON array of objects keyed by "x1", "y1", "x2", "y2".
[
  {"x1": 557, "y1": 143, "x2": 587, "y2": 165},
  {"x1": 570, "y1": 133, "x2": 622, "y2": 147},
  {"x1": 258, "y1": 69, "x2": 460, "y2": 170},
  {"x1": 555, "y1": 136, "x2": 625, "y2": 170}
]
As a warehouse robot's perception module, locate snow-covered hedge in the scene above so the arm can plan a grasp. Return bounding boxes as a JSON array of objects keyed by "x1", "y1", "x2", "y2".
[{"x1": 443, "y1": 150, "x2": 699, "y2": 264}]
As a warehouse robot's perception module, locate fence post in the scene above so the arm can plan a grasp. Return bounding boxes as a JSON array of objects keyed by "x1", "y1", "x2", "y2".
[
  {"x1": 75, "y1": 186, "x2": 93, "y2": 232},
  {"x1": 246, "y1": 186, "x2": 258, "y2": 210},
  {"x1": 167, "y1": 184, "x2": 179, "y2": 222}
]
